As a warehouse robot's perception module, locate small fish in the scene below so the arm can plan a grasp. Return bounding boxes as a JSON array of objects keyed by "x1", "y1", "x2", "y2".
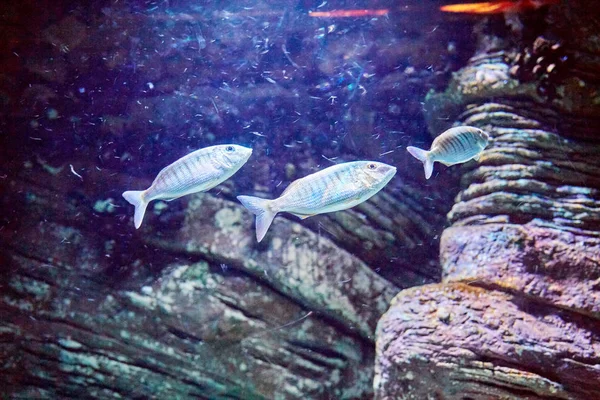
[
  {"x1": 309, "y1": 9, "x2": 389, "y2": 18},
  {"x1": 123, "y1": 144, "x2": 252, "y2": 229},
  {"x1": 237, "y1": 161, "x2": 397, "y2": 242},
  {"x1": 407, "y1": 126, "x2": 489, "y2": 179},
  {"x1": 440, "y1": 0, "x2": 558, "y2": 14}
]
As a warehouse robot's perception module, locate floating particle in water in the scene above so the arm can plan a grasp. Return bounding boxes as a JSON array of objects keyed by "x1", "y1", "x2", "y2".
[
  {"x1": 47, "y1": 108, "x2": 59, "y2": 119},
  {"x1": 69, "y1": 164, "x2": 83, "y2": 180},
  {"x1": 284, "y1": 163, "x2": 296, "y2": 180},
  {"x1": 388, "y1": 103, "x2": 401, "y2": 115},
  {"x1": 94, "y1": 198, "x2": 116, "y2": 213}
]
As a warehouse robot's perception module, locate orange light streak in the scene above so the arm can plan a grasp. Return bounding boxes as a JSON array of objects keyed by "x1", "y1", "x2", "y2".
[
  {"x1": 309, "y1": 9, "x2": 389, "y2": 18},
  {"x1": 440, "y1": 0, "x2": 558, "y2": 14}
]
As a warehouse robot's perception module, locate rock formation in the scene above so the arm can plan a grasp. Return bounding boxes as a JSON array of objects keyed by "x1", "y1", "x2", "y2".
[{"x1": 375, "y1": 2, "x2": 600, "y2": 399}]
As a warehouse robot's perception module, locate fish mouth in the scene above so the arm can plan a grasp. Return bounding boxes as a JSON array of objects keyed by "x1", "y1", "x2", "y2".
[
  {"x1": 389, "y1": 167, "x2": 397, "y2": 178},
  {"x1": 241, "y1": 146, "x2": 253, "y2": 160},
  {"x1": 382, "y1": 165, "x2": 397, "y2": 180}
]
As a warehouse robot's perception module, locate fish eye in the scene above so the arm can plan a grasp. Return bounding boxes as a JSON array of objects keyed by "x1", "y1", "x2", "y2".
[
  {"x1": 225, "y1": 145, "x2": 235, "y2": 152},
  {"x1": 367, "y1": 163, "x2": 377, "y2": 170}
]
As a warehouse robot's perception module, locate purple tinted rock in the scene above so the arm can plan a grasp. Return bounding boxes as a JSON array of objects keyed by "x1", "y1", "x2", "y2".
[{"x1": 375, "y1": 283, "x2": 600, "y2": 400}]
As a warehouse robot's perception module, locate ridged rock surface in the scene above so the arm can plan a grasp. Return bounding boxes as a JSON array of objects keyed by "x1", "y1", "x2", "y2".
[
  {"x1": 0, "y1": 165, "x2": 384, "y2": 399},
  {"x1": 376, "y1": 283, "x2": 600, "y2": 399},
  {"x1": 376, "y1": 1, "x2": 600, "y2": 399}
]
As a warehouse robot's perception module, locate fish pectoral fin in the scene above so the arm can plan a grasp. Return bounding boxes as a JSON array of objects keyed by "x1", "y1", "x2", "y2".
[
  {"x1": 290, "y1": 212, "x2": 314, "y2": 220},
  {"x1": 473, "y1": 154, "x2": 481, "y2": 161}
]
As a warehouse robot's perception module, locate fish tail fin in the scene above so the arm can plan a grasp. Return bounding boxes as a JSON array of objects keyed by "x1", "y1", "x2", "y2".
[
  {"x1": 237, "y1": 195, "x2": 276, "y2": 242},
  {"x1": 122, "y1": 190, "x2": 148, "y2": 229},
  {"x1": 407, "y1": 146, "x2": 434, "y2": 179}
]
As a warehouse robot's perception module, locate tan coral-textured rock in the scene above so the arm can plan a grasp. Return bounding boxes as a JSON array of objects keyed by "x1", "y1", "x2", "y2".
[
  {"x1": 375, "y1": 283, "x2": 600, "y2": 400},
  {"x1": 375, "y1": 1, "x2": 600, "y2": 398},
  {"x1": 441, "y1": 224, "x2": 600, "y2": 316}
]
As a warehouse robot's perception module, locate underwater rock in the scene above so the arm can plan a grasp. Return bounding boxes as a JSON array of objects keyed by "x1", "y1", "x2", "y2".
[
  {"x1": 303, "y1": 184, "x2": 446, "y2": 288},
  {"x1": 140, "y1": 190, "x2": 400, "y2": 340},
  {"x1": 442, "y1": 224, "x2": 600, "y2": 317},
  {"x1": 375, "y1": 283, "x2": 600, "y2": 400},
  {"x1": 0, "y1": 169, "x2": 375, "y2": 399},
  {"x1": 0, "y1": 142, "x2": 448, "y2": 399},
  {"x1": 376, "y1": 1, "x2": 600, "y2": 399},
  {"x1": 0, "y1": 152, "x2": 451, "y2": 399}
]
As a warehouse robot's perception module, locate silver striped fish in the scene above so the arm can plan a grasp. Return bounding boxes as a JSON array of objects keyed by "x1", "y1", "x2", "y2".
[
  {"x1": 407, "y1": 126, "x2": 489, "y2": 179},
  {"x1": 123, "y1": 144, "x2": 252, "y2": 229},
  {"x1": 237, "y1": 161, "x2": 397, "y2": 242}
]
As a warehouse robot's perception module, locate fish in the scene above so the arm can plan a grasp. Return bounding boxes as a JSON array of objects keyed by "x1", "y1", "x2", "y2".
[
  {"x1": 309, "y1": 9, "x2": 389, "y2": 18},
  {"x1": 407, "y1": 126, "x2": 489, "y2": 179},
  {"x1": 122, "y1": 144, "x2": 252, "y2": 229},
  {"x1": 237, "y1": 161, "x2": 397, "y2": 242},
  {"x1": 440, "y1": 0, "x2": 558, "y2": 14}
]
